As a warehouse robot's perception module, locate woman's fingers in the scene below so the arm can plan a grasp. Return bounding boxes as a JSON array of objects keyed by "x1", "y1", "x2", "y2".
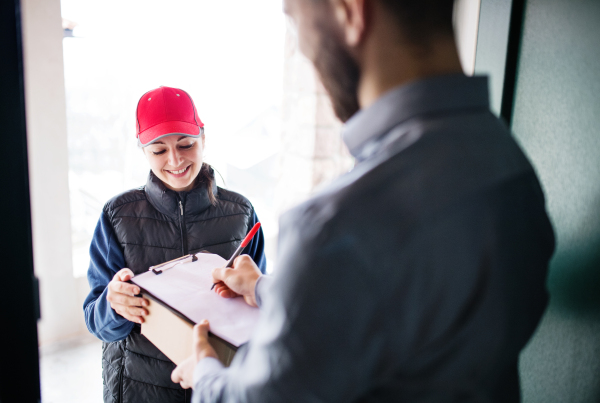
[
  {"x1": 112, "y1": 303, "x2": 147, "y2": 324},
  {"x1": 110, "y1": 279, "x2": 140, "y2": 296},
  {"x1": 114, "y1": 268, "x2": 135, "y2": 281},
  {"x1": 108, "y1": 292, "x2": 147, "y2": 307},
  {"x1": 112, "y1": 301, "x2": 148, "y2": 315}
]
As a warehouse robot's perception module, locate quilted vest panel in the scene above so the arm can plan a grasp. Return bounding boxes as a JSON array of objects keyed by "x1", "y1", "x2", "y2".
[{"x1": 101, "y1": 172, "x2": 254, "y2": 403}]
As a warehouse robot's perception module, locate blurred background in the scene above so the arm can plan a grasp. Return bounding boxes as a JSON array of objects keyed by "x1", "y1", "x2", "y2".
[{"x1": 61, "y1": 0, "x2": 287, "y2": 277}]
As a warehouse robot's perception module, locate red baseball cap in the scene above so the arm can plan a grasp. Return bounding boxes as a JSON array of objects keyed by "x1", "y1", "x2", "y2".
[{"x1": 136, "y1": 86, "x2": 205, "y2": 146}]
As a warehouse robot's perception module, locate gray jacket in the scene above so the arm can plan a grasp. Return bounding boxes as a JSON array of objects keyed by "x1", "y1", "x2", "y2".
[{"x1": 192, "y1": 75, "x2": 555, "y2": 402}]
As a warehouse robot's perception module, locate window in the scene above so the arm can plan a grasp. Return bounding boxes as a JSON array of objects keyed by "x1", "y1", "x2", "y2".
[{"x1": 61, "y1": 0, "x2": 286, "y2": 276}]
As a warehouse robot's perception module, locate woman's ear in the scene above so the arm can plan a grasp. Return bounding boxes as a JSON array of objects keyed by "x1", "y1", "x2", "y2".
[{"x1": 332, "y1": 0, "x2": 367, "y2": 48}]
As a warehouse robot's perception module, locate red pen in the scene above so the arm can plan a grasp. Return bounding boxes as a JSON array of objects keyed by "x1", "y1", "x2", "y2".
[{"x1": 211, "y1": 222, "x2": 261, "y2": 290}]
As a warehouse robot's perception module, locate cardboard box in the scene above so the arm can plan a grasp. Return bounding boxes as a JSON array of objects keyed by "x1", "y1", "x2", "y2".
[{"x1": 141, "y1": 293, "x2": 237, "y2": 367}]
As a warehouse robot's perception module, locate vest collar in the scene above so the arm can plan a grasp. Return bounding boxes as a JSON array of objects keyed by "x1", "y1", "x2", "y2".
[{"x1": 144, "y1": 170, "x2": 217, "y2": 219}]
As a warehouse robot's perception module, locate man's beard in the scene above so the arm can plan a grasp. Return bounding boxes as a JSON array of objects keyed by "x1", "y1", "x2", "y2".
[{"x1": 312, "y1": 25, "x2": 361, "y2": 123}]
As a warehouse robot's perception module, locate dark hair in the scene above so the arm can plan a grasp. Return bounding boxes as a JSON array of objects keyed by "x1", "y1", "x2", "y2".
[
  {"x1": 197, "y1": 162, "x2": 218, "y2": 206},
  {"x1": 378, "y1": 0, "x2": 456, "y2": 44}
]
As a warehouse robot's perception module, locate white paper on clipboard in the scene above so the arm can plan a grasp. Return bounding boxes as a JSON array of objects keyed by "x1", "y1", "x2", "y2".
[{"x1": 131, "y1": 253, "x2": 260, "y2": 347}]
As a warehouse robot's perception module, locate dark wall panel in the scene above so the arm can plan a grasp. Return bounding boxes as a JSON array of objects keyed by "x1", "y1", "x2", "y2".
[{"x1": 509, "y1": 0, "x2": 600, "y2": 402}]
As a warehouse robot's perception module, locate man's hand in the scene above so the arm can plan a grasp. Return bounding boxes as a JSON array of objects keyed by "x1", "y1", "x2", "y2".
[
  {"x1": 171, "y1": 320, "x2": 218, "y2": 389},
  {"x1": 212, "y1": 255, "x2": 262, "y2": 307},
  {"x1": 106, "y1": 268, "x2": 149, "y2": 324}
]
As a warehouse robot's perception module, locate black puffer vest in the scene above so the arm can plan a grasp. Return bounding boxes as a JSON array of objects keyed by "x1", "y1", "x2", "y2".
[{"x1": 101, "y1": 171, "x2": 255, "y2": 403}]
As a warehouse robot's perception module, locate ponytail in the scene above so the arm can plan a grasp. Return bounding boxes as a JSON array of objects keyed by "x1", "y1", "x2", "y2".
[{"x1": 198, "y1": 162, "x2": 218, "y2": 206}]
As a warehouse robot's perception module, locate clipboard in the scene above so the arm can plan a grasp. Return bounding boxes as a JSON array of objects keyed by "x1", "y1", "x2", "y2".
[{"x1": 131, "y1": 252, "x2": 260, "y2": 366}]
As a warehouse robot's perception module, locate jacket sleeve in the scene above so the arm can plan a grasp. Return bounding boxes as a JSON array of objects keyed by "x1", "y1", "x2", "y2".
[
  {"x1": 190, "y1": 224, "x2": 372, "y2": 403},
  {"x1": 83, "y1": 211, "x2": 135, "y2": 342},
  {"x1": 241, "y1": 210, "x2": 267, "y2": 274}
]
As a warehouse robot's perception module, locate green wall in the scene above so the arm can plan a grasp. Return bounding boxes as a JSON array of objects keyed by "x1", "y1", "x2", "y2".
[
  {"x1": 476, "y1": 0, "x2": 600, "y2": 401},
  {"x1": 512, "y1": 0, "x2": 600, "y2": 401}
]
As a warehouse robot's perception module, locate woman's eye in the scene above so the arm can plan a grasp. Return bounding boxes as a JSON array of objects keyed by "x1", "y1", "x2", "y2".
[
  {"x1": 179, "y1": 143, "x2": 194, "y2": 150},
  {"x1": 152, "y1": 150, "x2": 166, "y2": 155}
]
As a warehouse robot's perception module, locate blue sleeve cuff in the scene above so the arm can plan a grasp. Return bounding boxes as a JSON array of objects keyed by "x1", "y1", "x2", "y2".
[
  {"x1": 242, "y1": 210, "x2": 267, "y2": 274},
  {"x1": 83, "y1": 211, "x2": 133, "y2": 342}
]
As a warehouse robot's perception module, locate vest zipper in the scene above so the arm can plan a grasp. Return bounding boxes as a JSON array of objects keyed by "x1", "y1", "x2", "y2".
[{"x1": 178, "y1": 199, "x2": 189, "y2": 255}]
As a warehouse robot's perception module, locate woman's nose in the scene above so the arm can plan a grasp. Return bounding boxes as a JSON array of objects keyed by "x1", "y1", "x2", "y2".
[{"x1": 167, "y1": 148, "x2": 182, "y2": 167}]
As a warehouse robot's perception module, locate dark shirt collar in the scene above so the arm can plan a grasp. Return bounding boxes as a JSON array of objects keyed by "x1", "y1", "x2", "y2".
[
  {"x1": 342, "y1": 74, "x2": 490, "y2": 159},
  {"x1": 145, "y1": 170, "x2": 217, "y2": 219}
]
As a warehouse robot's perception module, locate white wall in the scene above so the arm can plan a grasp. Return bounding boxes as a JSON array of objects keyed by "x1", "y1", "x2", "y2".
[
  {"x1": 454, "y1": 0, "x2": 482, "y2": 75},
  {"x1": 21, "y1": 0, "x2": 86, "y2": 345}
]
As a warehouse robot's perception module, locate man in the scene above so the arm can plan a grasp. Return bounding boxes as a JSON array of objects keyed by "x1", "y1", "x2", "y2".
[{"x1": 173, "y1": 0, "x2": 555, "y2": 401}]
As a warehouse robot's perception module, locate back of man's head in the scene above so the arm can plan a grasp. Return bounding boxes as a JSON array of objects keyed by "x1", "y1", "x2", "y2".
[
  {"x1": 285, "y1": 0, "x2": 461, "y2": 121},
  {"x1": 378, "y1": 0, "x2": 456, "y2": 45}
]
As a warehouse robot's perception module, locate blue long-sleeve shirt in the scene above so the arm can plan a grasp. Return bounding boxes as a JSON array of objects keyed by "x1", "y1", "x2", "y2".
[{"x1": 84, "y1": 210, "x2": 266, "y2": 343}]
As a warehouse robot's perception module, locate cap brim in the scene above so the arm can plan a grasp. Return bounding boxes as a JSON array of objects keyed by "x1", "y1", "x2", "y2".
[{"x1": 138, "y1": 120, "x2": 202, "y2": 146}]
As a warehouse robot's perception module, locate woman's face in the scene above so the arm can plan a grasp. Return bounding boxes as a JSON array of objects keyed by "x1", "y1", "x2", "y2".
[{"x1": 143, "y1": 134, "x2": 205, "y2": 192}]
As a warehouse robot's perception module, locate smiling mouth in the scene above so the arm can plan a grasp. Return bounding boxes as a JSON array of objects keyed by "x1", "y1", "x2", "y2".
[{"x1": 165, "y1": 165, "x2": 191, "y2": 175}]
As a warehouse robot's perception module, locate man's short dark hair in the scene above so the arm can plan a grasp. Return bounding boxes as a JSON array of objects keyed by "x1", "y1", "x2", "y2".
[{"x1": 378, "y1": 0, "x2": 456, "y2": 44}]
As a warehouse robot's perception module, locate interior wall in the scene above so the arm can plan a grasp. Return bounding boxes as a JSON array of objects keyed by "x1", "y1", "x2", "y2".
[
  {"x1": 21, "y1": 0, "x2": 86, "y2": 345},
  {"x1": 509, "y1": 0, "x2": 600, "y2": 401},
  {"x1": 454, "y1": 0, "x2": 482, "y2": 75},
  {"x1": 473, "y1": 0, "x2": 513, "y2": 115}
]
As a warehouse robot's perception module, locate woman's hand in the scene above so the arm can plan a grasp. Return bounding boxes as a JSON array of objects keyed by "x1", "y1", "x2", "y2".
[
  {"x1": 211, "y1": 255, "x2": 261, "y2": 307},
  {"x1": 106, "y1": 268, "x2": 149, "y2": 324}
]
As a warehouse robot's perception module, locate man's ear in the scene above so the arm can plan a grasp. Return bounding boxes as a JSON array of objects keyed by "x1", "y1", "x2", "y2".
[{"x1": 332, "y1": 0, "x2": 367, "y2": 47}]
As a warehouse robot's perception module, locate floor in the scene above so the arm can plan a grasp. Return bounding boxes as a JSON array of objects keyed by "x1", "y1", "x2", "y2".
[{"x1": 39, "y1": 335, "x2": 104, "y2": 403}]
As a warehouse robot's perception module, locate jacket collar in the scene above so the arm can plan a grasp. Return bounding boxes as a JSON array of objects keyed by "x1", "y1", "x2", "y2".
[
  {"x1": 342, "y1": 74, "x2": 490, "y2": 160},
  {"x1": 144, "y1": 170, "x2": 217, "y2": 219}
]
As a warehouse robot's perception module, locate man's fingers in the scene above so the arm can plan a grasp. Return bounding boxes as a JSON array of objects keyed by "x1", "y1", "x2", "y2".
[
  {"x1": 213, "y1": 282, "x2": 228, "y2": 292},
  {"x1": 213, "y1": 282, "x2": 240, "y2": 298},
  {"x1": 211, "y1": 267, "x2": 232, "y2": 283},
  {"x1": 192, "y1": 320, "x2": 219, "y2": 362},
  {"x1": 194, "y1": 320, "x2": 210, "y2": 342},
  {"x1": 171, "y1": 356, "x2": 195, "y2": 389},
  {"x1": 193, "y1": 320, "x2": 210, "y2": 355},
  {"x1": 232, "y1": 254, "x2": 253, "y2": 268},
  {"x1": 216, "y1": 286, "x2": 239, "y2": 299},
  {"x1": 171, "y1": 365, "x2": 183, "y2": 383}
]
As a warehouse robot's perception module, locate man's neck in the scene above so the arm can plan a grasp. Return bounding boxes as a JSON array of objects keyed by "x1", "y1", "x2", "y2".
[{"x1": 357, "y1": 35, "x2": 464, "y2": 109}]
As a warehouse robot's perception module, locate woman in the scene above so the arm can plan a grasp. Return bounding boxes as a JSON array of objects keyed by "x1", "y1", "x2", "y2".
[{"x1": 83, "y1": 86, "x2": 266, "y2": 403}]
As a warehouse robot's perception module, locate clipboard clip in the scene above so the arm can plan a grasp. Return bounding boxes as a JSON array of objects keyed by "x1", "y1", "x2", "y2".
[{"x1": 150, "y1": 254, "x2": 198, "y2": 275}]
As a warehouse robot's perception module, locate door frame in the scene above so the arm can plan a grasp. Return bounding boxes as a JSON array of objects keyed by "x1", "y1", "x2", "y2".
[
  {"x1": 474, "y1": 0, "x2": 526, "y2": 125},
  {"x1": 0, "y1": 0, "x2": 41, "y2": 401}
]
